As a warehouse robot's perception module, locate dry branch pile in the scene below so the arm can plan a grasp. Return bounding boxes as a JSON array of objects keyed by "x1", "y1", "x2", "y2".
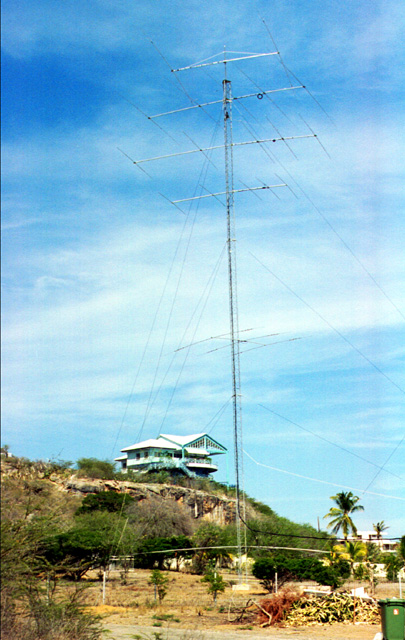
[
  {"x1": 284, "y1": 591, "x2": 380, "y2": 626},
  {"x1": 255, "y1": 589, "x2": 301, "y2": 626}
]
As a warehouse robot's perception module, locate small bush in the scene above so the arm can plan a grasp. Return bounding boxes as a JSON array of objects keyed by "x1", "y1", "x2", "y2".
[
  {"x1": 76, "y1": 458, "x2": 115, "y2": 480},
  {"x1": 1, "y1": 591, "x2": 103, "y2": 640},
  {"x1": 149, "y1": 570, "x2": 169, "y2": 604},
  {"x1": 201, "y1": 566, "x2": 226, "y2": 602}
]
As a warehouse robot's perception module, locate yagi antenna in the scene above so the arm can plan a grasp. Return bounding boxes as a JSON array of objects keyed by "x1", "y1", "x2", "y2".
[
  {"x1": 128, "y1": 134, "x2": 316, "y2": 166},
  {"x1": 172, "y1": 184, "x2": 286, "y2": 204},
  {"x1": 149, "y1": 86, "x2": 304, "y2": 120},
  {"x1": 172, "y1": 51, "x2": 279, "y2": 72}
]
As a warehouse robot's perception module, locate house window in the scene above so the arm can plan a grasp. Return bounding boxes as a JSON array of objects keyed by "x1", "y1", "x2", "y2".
[
  {"x1": 144, "y1": 451, "x2": 149, "y2": 458},
  {"x1": 136, "y1": 453, "x2": 140, "y2": 460}
]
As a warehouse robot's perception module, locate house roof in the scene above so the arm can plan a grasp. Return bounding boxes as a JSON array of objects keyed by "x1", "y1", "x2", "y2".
[
  {"x1": 120, "y1": 433, "x2": 226, "y2": 455},
  {"x1": 160, "y1": 433, "x2": 206, "y2": 446},
  {"x1": 121, "y1": 437, "x2": 181, "y2": 453}
]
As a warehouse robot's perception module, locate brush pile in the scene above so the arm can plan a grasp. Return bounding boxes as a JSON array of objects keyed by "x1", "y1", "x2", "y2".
[
  {"x1": 254, "y1": 589, "x2": 301, "y2": 626},
  {"x1": 284, "y1": 591, "x2": 380, "y2": 626}
]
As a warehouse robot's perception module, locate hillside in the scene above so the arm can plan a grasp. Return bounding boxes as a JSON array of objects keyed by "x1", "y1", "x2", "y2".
[
  {"x1": 1, "y1": 455, "x2": 240, "y2": 524},
  {"x1": 1, "y1": 454, "x2": 324, "y2": 546}
]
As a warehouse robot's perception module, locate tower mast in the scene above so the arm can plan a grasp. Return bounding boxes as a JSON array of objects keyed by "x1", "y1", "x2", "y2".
[
  {"x1": 129, "y1": 48, "x2": 301, "y2": 583},
  {"x1": 222, "y1": 54, "x2": 246, "y2": 584}
]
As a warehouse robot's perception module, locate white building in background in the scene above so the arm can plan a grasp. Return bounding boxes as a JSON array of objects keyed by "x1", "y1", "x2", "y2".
[
  {"x1": 115, "y1": 432, "x2": 227, "y2": 478},
  {"x1": 345, "y1": 531, "x2": 397, "y2": 553}
]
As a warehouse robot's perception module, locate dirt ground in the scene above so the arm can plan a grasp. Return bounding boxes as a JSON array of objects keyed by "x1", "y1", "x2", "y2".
[
  {"x1": 102, "y1": 622, "x2": 380, "y2": 640},
  {"x1": 81, "y1": 569, "x2": 398, "y2": 640}
]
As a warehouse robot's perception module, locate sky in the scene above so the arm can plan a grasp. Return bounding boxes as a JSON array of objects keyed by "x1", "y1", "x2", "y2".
[{"x1": 2, "y1": 0, "x2": 405, "y2": 538}]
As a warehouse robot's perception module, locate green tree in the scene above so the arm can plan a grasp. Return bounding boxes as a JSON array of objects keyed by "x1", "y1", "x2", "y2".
[
  {"x1": 76, "y1": 458, "x2": 115, "y2": 480},
  {"x1": 134, "y1": 535, "x2": 192, "y2": 570},
  {"x1": 192, "y1": 523, "x2": 231, "y2": 573},
  {"x1": 252, "y1": 554, "x2": 347, "y2": 593},
  {"x1": 149, "y1": 569, "x2": 169, "y2": 604},
  {"x1": 344, "y1": 540, "x2": 367, "y2": 575},
  {"x1": 323, "y1": 491, "x2": 364, "y2": 540},
  {"x1": 244, "y1": 515, "x2": 328, "y2": 557},
  {"x1": 76, "y1": 491, "x2": 134, "y2": 515},
  {"x1": 252, "y1": 557, "x2": 287, "y2": 592},
  {"x1": 201, "y1": 565, "x2": 226, "y2": 602},
  {"x1": 383, "y1": 535, "x2": 405, "y2": 580},
  {"x1": 399, "y1": 535, "x2": 405, "y2": 567},
  {"x1": 383, "y1": 553, "x2": 403, "y2": 581},
  {"x1": 43, "y1": 511, "x2": 135, "y2": 580}
]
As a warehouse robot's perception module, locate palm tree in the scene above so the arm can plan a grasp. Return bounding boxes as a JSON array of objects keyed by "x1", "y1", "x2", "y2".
[
  {"x1": 344, "y1": 540, "x2": 367, "y2": 574},
  {"x1": 373, "y1": 521, "x2": 389, "y2": 540},
  {"x1": 323, "y1": 491, "x2": 364, "y2": 540}
]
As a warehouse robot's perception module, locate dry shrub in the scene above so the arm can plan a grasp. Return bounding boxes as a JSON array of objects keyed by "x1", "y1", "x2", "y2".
[
  {"x1": 1, "y1": 595, "x2": 102, "y2": 640},
  {"x1": 256, "y1": 588, "x2": 302, "y2": 626},
  {"x1": 127, "y1": 496, "x2": 195, "y2": 538}
]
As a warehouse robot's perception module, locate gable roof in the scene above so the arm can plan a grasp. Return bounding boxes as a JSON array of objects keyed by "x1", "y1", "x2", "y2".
[
  {"x1": 160, "y1": 433, "x2": 227, "y2": 453},
  {"x1": 119, "y1": 433, "x2": 227, "y2": 455},
  {"x1": 160, "y1": 433, "x2": 206, "y2": 446},
  {"x1": 121, "y1": 437, "x2": 181, "y2": 453}
]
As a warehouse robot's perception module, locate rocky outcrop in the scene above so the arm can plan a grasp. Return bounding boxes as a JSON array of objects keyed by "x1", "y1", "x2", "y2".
[
  {"x1": 62, "y1": 477, "x2": 242, "y2": 525},
  {"x1": 0, "y1": 457, "x2": 253, "y2": 526}
]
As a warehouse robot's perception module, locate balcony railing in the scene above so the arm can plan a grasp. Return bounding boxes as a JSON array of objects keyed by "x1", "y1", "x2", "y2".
[
  {"x1": 186, "y1": 459, "x2": 218, "y2": 470},
  {"x1": 127, "y1": 454, "x2": 217, "y2": 470}
]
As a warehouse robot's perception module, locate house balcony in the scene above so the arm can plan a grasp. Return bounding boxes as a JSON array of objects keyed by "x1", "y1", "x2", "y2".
[
  {"x1": 185, "y1": 458, "x2": 218, "y2": 473},
  {"x1": 126, "y1": 454, "x2": 218, "y2": 476}
]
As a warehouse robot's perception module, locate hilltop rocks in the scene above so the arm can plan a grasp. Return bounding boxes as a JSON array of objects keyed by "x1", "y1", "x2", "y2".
[
  {"x1": 1, "y1": 457, "x2": 250, "y2": 526},
  {"x1": 63, "y1": 477, "x2": 239, "y2": 525}
]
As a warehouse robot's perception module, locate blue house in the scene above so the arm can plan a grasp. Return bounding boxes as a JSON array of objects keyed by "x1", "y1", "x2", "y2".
[{"x1": 115, "y1": 433, "x2": 227, "y2": 478}]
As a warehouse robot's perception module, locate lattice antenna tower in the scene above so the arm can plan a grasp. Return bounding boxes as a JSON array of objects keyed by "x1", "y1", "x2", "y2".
[{"x1": 128, "y1": 48, "x2": 316, "y2": 584}]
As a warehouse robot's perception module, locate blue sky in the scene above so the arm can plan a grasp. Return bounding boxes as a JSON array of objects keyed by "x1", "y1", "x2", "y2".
[{"x1": 2, "y1": 0, "x2": 405, "y2": 538}]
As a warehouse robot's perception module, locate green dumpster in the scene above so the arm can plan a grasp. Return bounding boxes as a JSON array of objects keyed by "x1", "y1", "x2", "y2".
[{"x1": 378, "y1": 599, "x2": 405, "y2": 640}]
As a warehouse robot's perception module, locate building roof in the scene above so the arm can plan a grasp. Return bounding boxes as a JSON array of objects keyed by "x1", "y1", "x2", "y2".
[
  {"x1": 161, "y1": 433, "x2": 227, "y2": 453},
  {"x1": 160, "y1": 433, "x2": 206, "y2": 446},
  {"x1": 120, "y1": 433, "x2": 227, "y2": 456},
  {"x1": 121, "y1": 437, "x2": 181, "y2": 453}
]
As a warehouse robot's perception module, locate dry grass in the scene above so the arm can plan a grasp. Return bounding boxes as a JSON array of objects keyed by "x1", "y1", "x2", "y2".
[
  {"x1": 76, "y1": 569, "x2": 399, "y2": 631},
  {"x1": 80, "y1": 569, "x2": 263, "y2": 629}
]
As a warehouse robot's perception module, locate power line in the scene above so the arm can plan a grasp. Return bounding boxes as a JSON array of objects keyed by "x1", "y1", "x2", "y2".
[
  {"x1": 250, "y1": 252, "x2": 405, "y2": 396},
  {"x1": 139, "y1": 118, "x2": 222, "y2": 438},
  {"x1": 361, "y1": 435, "x2": 405, "y2": 495},
  {"x1": 131, "y1": 544, "x2": 326, "y2": 556},
  {"x1": 257, "y1": 402, "x2": 402, "y2": 480},
  {"x1": 280, "y1": 166, "x2": 405, "y2": 323},
  {"x1": 244, "y1": 449, "x2": 405, "y2": 501}
]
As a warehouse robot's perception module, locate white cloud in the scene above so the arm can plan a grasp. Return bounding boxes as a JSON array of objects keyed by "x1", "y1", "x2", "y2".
[{"x1": 2, "y1": 0, "x2": 404, "y2": 535}]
